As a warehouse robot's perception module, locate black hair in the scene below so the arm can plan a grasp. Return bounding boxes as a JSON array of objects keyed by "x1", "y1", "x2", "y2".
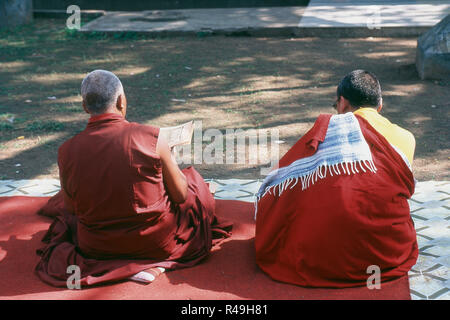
[{"x1": 337, "y1": 70, "x2": 382, "y2": 109}]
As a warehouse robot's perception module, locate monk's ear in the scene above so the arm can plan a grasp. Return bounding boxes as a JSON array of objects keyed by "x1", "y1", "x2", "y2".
[
  {"x1": 377, "y1": 99, "x2": 383, "y2": 112},
  {"x1": 116, "y1": 94, "x2": 127, "y2": 117},
  {"x1": 116, "y1": 94, "x2": 122, "y2": 111},
  {"x1": 82, "y1": 100, "x2": 90, "y2": 114}
]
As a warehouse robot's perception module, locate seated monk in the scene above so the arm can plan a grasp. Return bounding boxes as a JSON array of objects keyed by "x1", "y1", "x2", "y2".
[
  {"x1": 255, "y1": 70, "x2": 418, "y2": 288},
  {"x1": 35, "y1": 70, "x2": 232, "y2": 287}
]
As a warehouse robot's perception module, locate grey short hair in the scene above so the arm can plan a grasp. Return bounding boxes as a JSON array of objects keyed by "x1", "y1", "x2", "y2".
[{"x1": 81, "y1": 70, "x2": 124, "y2": 114}]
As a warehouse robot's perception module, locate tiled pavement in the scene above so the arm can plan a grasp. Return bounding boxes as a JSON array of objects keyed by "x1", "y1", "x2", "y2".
[
  {"x1": 0, "y1": 179, "x2": 448, "y2": 300},
  {"x1": 406, "y1": 181, "x2": 450, "y2": 300}
]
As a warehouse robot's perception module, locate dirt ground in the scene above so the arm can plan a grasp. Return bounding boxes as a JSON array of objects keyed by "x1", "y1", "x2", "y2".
[{"x1": 0, "y1": 18, "x2": 449, "y2": 181}]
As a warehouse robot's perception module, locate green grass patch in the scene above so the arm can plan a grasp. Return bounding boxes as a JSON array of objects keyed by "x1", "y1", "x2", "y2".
[
  {"x1": 25, "y1": 121, "x2": 65, "y2": 132},
  {"x1": 0, "y1": 112, "x2": 15, "y2": 120},
  {"x1": 50, "y1": 105, "x2": 82, "y2": 113},
  {"x1": 0, "y1": 122, "x2": 14, "y2": 131}
]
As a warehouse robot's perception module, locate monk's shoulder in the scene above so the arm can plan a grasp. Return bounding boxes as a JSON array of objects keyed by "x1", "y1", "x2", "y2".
[
  {"x1": 396, "y1": 124, "x2": 415, "y2": 139},
  {"x1": 126, "y1": 122, "x2": 160, "y2": 153},
  {"x1": 397, "y1": 126, "x2": 416, "y2": 154},
  {"x1": 57, "y1": 133, "x2": 79, "y2": 160},
  {"x1": 389, "y1": 120, "x2": 415, "y2": 146},
  {"x1": 378, "y1": 112, "x2": 415, "y2": 141},
  {"x1": 127, "y1": 121, "x2": 160, "y2": 138}
]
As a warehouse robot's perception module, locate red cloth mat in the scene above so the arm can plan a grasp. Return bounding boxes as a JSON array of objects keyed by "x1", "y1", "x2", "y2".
[{"x1": 0, "y1": 196, "x2": 411, "y2": 300}]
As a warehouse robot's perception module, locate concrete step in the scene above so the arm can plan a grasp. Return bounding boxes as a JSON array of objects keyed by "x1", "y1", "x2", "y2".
[{"x1": 76, "y1": 2, "x2": 449, "y2": 37}]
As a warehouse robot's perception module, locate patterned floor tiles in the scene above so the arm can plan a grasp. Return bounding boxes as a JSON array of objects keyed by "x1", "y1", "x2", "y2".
[
  {"x1": 407, "y1": 181, "x2": 450, "y2": 300},
  {"x1": 0, "y1": 179, "x2": 61, "y2": 197},
  {"x1": 0, "y1": 179, "x2": 448, "y2": 300}
]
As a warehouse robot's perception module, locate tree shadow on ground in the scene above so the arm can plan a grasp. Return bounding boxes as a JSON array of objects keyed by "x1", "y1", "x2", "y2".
[{"x1": 0, "y1": 20, "x2": 448, "y2": 180}]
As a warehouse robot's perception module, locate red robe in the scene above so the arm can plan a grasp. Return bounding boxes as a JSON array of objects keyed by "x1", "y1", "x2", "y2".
[
  {"x1": 35, "y1": 113, "x2": 232, "y2": 287},
  {"x1": 255, "y1": 114, "x2": 418, "y2": 288}
]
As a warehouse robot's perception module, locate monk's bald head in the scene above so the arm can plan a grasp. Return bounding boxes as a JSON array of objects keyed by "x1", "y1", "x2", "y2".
[{"x1": 81, "y1": 70, "x2": 124, "y2": 114}]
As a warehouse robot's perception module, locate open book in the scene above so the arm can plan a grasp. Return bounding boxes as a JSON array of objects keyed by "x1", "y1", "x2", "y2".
[{"x1": 159, "y1": 121, "x2": 194, "y2": 148}]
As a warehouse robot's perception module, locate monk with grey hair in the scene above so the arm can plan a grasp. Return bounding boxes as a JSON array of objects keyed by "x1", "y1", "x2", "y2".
[{"x1": 35, "y1": 70, "x2": 232, "y2": 287}]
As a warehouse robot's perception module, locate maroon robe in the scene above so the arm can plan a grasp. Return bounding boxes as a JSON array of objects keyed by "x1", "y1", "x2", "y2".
[
  {"x1": 35, "y1": 113, "x2": 232, "y2": 287},
  {"x1": 255, "y1": 114, "x2": 418, "y2": 288}
]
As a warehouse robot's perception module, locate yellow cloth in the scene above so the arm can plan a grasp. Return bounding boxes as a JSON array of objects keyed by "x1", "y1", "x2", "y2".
[{"x1": 354, "y1": 108, "x2": 415, "y2": 165}]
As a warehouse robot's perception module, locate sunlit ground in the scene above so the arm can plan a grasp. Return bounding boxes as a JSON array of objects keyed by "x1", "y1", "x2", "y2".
[{"x1": 0, "y1": 18, "x2": 448, "y2": 180}]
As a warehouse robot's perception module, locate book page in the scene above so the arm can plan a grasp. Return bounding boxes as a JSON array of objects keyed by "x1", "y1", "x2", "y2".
[{"x1": 159, "y1": 121, "x2": 194, "y2": 148}]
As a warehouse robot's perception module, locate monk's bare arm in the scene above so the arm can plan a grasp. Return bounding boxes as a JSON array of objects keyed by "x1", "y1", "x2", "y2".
[{"x1": 156, "y1": 136, "x2": 188, "y2": 203}]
